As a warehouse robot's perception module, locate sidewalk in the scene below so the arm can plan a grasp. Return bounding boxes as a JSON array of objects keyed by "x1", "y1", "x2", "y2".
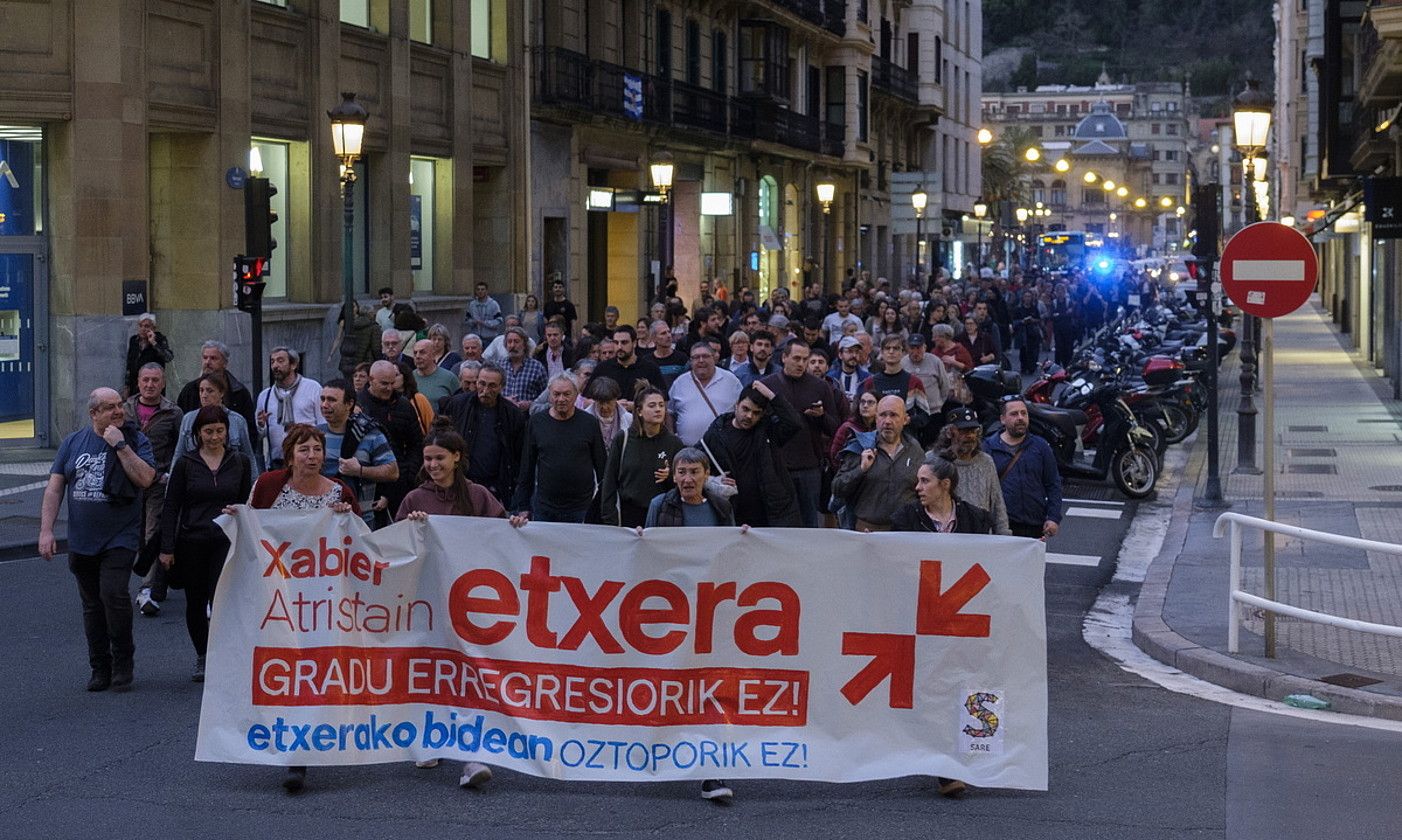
[
  {"x1": 1134, "y1": 296, "x2": 1402, "y2": 719},
  {"x1": 0, "y1": 453, "x2": 63, "y2": 558}
]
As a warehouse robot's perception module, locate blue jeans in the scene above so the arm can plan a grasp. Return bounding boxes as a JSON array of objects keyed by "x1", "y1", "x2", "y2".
[
  {"x1": 532, "y1": 495, "x2": 590, "y2": 524},
  {"x1": 789, "y1": 468, "x2": 822, "y2": 528}
]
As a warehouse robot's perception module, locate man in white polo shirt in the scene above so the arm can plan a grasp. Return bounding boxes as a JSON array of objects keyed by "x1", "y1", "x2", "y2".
[{"x1": 668, "y1": 338, "x2": 742, "y2": 445}]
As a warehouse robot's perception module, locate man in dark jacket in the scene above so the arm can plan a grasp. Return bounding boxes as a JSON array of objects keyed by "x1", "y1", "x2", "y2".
[
  {"x1": 124, "y1": 364, "x2": 182, "y2": 615},
  {"x1": 701, "y1": 381, "x2": 802, "y2": 528},
  {"x1": 358, "y1": 360, "x2": 424, "y2": 523},
  {"x1": 511, "y1": 374, "x2": 607, "y2": 523},
  {"x1": 984, "y1": 397, "x2": 1062, "y2": 540},
  {"x1": 641, "y1": 445, "x2": 736, "y2": 802},
  {"x1": 831, "y1": 396, "x2": 922, "y2": 531},
  {"x1": 760, "y1": 340, "x2": 840, "y2": 528},
  {"x1": 438, "y1": 363, "x2": 525, "y2": 505},
  {"x1": 176, "y1": 340, "x2": 257, "y2": 442}
]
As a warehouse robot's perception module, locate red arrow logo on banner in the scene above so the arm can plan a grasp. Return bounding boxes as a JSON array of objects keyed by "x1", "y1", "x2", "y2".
[
  {"x1": 915, "y1": 560, "x2": 991, "y2": 638},
  {"x1": 840, "y1": 632, "x2": 915, "y2": 708}
]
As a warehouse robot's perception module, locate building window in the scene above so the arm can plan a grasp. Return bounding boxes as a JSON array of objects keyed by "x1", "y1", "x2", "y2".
[
  {"x1": 1031, "y1": 179, "x2": 1046, "y2": 205},
  {"x1": 1054, "y1": 125, "x2": 1064, "y2": 137},
  {"x1": 713, "y1": 30, "x2": 728, "y2": 93},
  {"x1": 250, "y1": 138, "x2": 291, "y2": 298},
  {"x1": 1164, "y1": 149, "x2": 1178, "y2": 162},
  {"x1": 410, "y1": 0, "x2": 431, "y2": 43},
  {"x1": 1084, "y1": 188, "x2": 1104, "y2": 205},
  {"x1": 1152, "y1": 149, "x2": 1161, "y2": 161},
  {"x1": 825, "y1": 66, "x2": 845, "y2": 127},
  {"x1": 1165, "y1": 172, "x2": 1179, "y2": 185},
  {"x1": 472, "y1": 0, "x2": 501, "y2": 60},
  {"x1": 857, "y1": 70, "x2": 869, "y2": 141},
  {"x1": 739, "y1": 21, "x2": 789, "y2": 99},
  {"x1": 1152, "y1": 173, "x2": 1162, "y2": 185},
  {"x1": 935, "y1": 38, "x2": 942, "y2": 82},
  {"x1": 1050, "y1": 180, "x2": 1066, "y2": 206},
  {"x1": 341, "y1": 0, "x2": 369, "y2": 27},
  {"x1": 1166, "y1": 123, "x2": 1178, "y2": 135},
  {"x1": 686, "y1": 20, "x2": 701, "y2": 85},
  {"x1": 0, "y1": 126, "x2": 44, "y2": 237},
  {"x1": 1151, "y1": 123, "x2": 1161, "y2": 135},
  {"x1": 409, "y1": 157, "x2": 441, "y2": 293}
]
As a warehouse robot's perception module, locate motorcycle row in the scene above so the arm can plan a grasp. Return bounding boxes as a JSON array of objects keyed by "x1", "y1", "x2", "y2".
[{"x1": 961, "y1": 301, "x2": 1235, "y2": 499}]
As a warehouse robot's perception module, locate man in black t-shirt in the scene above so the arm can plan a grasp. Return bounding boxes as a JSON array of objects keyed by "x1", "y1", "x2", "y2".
[
  {"x1": 594, "y1": 325, "x2": 665, "y2": 409},
  {"x1": 541, "y1": 277, "x2": 578, "y2": 338}
]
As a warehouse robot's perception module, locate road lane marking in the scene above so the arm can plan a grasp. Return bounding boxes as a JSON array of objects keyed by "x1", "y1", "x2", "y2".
[
  {"x1": 1065, "y1": 506, "x2": 1123, "y2": 519},
  {"x1": 1047, "y1": 552, "x2": 1102, "y2": 567},
  {"x1": 1063, "y1": 498, "x2": 1125, "y2": 507}
]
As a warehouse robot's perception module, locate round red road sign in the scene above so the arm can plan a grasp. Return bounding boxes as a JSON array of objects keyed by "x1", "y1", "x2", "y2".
[{"x1": 1220, "y1": 221, "x2": 1319, "y2": 319}]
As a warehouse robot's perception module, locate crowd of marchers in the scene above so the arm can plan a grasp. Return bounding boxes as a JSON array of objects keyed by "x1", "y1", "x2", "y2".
[{"x1": 43, "y1": 261, "x2": 1151, "y2": 802}]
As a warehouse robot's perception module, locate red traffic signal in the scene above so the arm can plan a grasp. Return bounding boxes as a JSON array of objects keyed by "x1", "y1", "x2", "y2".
[{"x1": 234, "y1": 255, "x2": 267, "y2": 314}]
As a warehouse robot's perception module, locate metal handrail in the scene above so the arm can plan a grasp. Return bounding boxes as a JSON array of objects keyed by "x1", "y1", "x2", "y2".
[{"x1": 1213, "y1": 512, "x2": 1402, "y2": 653}]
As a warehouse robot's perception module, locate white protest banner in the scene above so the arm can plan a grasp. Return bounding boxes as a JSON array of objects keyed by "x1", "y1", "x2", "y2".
[{"x1": 197, "y1": 510, "x2": 1048, "y2": 790}]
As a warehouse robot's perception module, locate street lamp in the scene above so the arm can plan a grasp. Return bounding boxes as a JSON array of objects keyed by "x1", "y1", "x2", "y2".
[
  {"x1": 912, "y1": 188, "x2": 928, "y2": 281},
  {"x1": 1024, "y1": 147, "x2": 1042, "y2": 163},
  {"x1": 328, "y1": 91, "x2": 368, "y2": 327},
  {"x1": 650, "y1": 151, "x2": 675, "y2": 291},
  {"x1": 977, "y1": 127, "x2": 994, "y2": 145},
  {"x1": 1083, "y1": 171, "x2": 1099, "y2": 184},
  {"x1": 1054, "y1": 158, "x2": 1070, "y2": 173},
  {"x1": 973, "y1": 200, "x2": 988, "y2": 267},
  {"x1": 816, "y1": 181, "x2": 835, "y2": 289}
]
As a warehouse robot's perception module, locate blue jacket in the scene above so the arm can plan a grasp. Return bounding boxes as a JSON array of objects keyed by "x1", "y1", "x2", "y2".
[{"x1": 982, "y1": 432, "x2": 1062, "y2": 527}]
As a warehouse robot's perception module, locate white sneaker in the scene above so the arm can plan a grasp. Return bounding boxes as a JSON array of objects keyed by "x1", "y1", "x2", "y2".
[
  {"x1": 136, "y1": 588, "x2": 159, "y2": 617},
  {"x1": 414, "y1": 759, "x2": 440, "y2": 769},
  {"x1": 459, "y1": 762, "x2": 492, "y2": 789}
]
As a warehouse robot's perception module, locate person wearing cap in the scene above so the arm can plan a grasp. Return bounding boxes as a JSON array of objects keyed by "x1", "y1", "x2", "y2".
[
  {"x1": 938, "y1": 407, "x2": 1011, "y2": 535},
  {"x1": 901, "y1": 333, "x2": 949, "y2": 409},
  {"x1": 832, "y1": 396, "x2": 921, "y2": 532},
  {"x1": 826, "y1": 335, "x2": 872, "y2": 401}
]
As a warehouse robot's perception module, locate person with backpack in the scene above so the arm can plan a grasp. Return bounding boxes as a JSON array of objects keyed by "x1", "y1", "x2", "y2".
[{"x1": 317, "y1": 379, "x2": 399, "y2": 527}]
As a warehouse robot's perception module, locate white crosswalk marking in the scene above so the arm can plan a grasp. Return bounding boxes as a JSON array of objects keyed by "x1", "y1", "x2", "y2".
[
  {"x1": 1062, "y1": 498, "x2": 1125, "y2": 507},
  {"x1": 1047, "y1": 552, "x2": 1103, "y2": 567},
  {"x1": 1065, "y1": 506, "x2": 1124, "y2": 520}
]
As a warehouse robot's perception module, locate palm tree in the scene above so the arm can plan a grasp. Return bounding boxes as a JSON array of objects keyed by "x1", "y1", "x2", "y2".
[{"x1": 981, "y1": 125, "x2": 1043, "y2": 266}]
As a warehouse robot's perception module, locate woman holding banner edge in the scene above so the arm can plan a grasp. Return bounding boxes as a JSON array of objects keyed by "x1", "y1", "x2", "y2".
[
  {"x1": 891, "y1": 452, "x2": 994, "y2": 798},
  {"x1": 235, "y1": 423, "x2": 360, "y2": 794},
  {"x1": 396, "y1": 419, "x2": 507, "y2": 790}
]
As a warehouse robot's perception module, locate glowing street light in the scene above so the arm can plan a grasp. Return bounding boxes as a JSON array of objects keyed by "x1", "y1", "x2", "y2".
[
  {"x1": 1083, "y1": 171, "x2": 1098, "y2": 184},
  {"x1": 977, "y1": 127, "x2": 994, "y2": 145},
  {"x1": 1024, "y1": 147, "x2": 1041, "y2": 162},
  {"x1": 1054, "y1": 159, "x2": 1070, "y2": 173}
]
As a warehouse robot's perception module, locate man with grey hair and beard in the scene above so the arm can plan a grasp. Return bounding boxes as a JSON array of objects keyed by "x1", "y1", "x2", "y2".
[{"x1": 942, "y1": 406, "x2": 1011, "y2": 535}]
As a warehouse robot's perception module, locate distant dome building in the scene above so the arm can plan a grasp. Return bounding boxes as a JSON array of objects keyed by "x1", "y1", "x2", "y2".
[{"x1": 1073, "y1": 101, "x2": 1128, "y2": 141}]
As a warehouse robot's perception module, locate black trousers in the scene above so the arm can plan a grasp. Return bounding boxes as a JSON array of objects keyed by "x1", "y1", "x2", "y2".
[
  {"x1": 1010, "y1": 521, "x2": 1044, "y2": 539},
  {"x1": 68, "y1": 548, "x2": 136, "y2": 673},
  {"x1": 1053, "y1": 329, "x2": 1078, "y2": 367},
  {"x1": 176, "y1": 534, "x2": 230, "y2": 656}
]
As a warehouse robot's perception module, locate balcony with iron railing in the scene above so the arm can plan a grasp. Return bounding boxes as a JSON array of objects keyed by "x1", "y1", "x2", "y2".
[
  {"x1": 872, "y1": 55, "x2": 917, "y2": 102},
  {"x1": 535, "y1": 46, "x2": 840, "y2": 158}
]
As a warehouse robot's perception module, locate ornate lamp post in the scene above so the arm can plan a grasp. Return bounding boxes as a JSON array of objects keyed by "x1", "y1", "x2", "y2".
[
  {"x1": 816, "y1": 180, "x2": 835, "y2": 289},
  {"x1": 911, "y1": 187, "x2": 928, "y2": 281},
  {"x1": 328, "y1": 92, "x2": 368, "y2": 327},
  {"x1": 1232, "y1": 74, "x2": 1273, "y2": 473},
  {"x1": 650, "y1": 151, "x2": 675, "y2": 294}
]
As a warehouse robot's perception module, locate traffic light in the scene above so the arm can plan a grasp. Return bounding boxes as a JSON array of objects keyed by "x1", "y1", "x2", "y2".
[
  {"x1": 1191, "y1": 185, "x2": 1221, "y2": 261},
  {"x1": 234, "y1": 255, "x2": 267, "y2": 314},
  {"x1": 244, "y1": 176, "x2": 278, "y2": 260}
]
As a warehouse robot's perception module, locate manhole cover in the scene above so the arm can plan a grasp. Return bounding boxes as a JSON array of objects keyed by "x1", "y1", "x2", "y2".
[
  {"x1": 1288, "y1": 425, "x2": 1328, "y2": 432},
  {"x1": 1286, "y1": 464, "x2": 1336, "y2": 474},
  {"x1": 1371, "y1": 485, "x2": 1402, "y2": 492},
  {"x1": 1319, "y1": 673, "x2": 1383, "y2": 689},
  {"x1": 1288, "y1": 448, "x2": 1337, "y2": 457}
]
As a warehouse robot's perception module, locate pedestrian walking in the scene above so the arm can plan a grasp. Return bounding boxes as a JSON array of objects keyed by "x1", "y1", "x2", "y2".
[
  {"x1": 465, "y1": 281, "x2": 504, "y2": 344},
  {"x1": 832, "y1": 396, "x2": 922, "y2": 531},
  {"x1": 124, "y1": 363, "x2": 182, "y2": 617},
  {"x1": 358, "y1": 360, "x2": 425, "y2": 524},
  {"x1": 984, "y1": 397, "x2": 1061, "y2": 540},
  {"x1": 395, "y1": 421, "x2": 505, "y2": 789},
  {"x1": 123, "y1": 313, "x2": 173, "y2": 397},
  {"x1": 157, "y1": 405, "x2": 253, "y2": 682},
  {"x1": 938, "y1": 408, "x2": 1012, "y2": 535},
  {"x1": 176, "y1": 340, "x2": 258, "y2": 439},
  {"x1": 39, "y1": 388, "x2": 158, "y2": 692},
  {"x1": 171, "y1": 372, "x2": 260, "y2": 472},
  {"x1": 601, "y1": 387, "x2": 682, "y2": 527},
  {"x1": 511, "y1": 374, "x2": 608, "y2": 523},
  {"x1": 700, "y1": 381, "x2": 802, "y2": 527},
  {"x1": 760, "y1": 340, "x2": 840, "y2": 528},
  {"x1": 255, "y1": 347, "x2": 322, "y2": 470},
  {"x1": 240, "y1": 423, "x2": 359, "y2": 794},
  {"x1": 318, "y1": 379, "x2": 399, "y2": 526},
  {"x1": 438, "y1": 363, "x2": 524, "y2": 505}
]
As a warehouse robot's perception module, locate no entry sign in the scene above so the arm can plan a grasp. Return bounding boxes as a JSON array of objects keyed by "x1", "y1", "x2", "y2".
[{"x1": 1220, "y1": 221, "x2": 1319, "y2": 319}]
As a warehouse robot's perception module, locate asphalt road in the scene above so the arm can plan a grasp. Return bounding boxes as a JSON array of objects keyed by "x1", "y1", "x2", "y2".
[{"x1": 2, "y1": 493, "x2": 1399, "y2": 838}]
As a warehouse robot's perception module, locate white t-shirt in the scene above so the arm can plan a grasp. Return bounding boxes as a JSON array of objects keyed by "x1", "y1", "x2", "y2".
[
  {"x1": 669, "y1": 367, "x2": 743, "y2": 445},
  {"x1": 821, "y1": 311, "x2": 863, "y2": 340}
]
